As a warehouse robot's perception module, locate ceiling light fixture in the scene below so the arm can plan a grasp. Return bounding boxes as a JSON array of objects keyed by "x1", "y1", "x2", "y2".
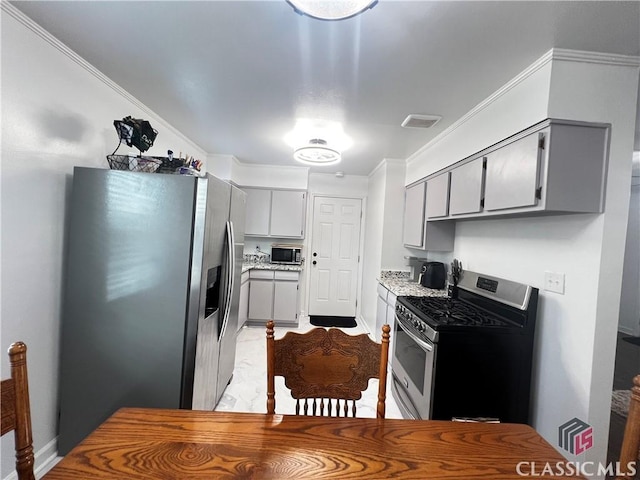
[
  {"x1": 293, "y1": 139, "x2": 341, "y2": 166},
  {"x1": 286, "y1": 0, "x2": 378, "y2": 20}
]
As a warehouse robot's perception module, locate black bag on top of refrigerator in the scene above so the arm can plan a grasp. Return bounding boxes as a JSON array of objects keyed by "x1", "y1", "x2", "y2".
[{"x1": 113, "y1": 116, "x2": 158, "y2": 153}]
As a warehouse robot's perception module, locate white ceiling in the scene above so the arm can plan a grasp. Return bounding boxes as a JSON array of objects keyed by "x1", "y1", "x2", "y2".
[{"x1": 11, "y1": 1, "x2": 640, "y2": 176}]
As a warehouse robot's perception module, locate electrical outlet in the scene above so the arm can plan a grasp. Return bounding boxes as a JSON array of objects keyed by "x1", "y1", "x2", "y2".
[{"x1": 544, "y1": 271, "x2": 565, "y2": 294}]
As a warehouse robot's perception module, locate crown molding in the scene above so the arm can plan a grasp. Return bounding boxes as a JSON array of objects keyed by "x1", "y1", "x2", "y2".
[
  {"x1": 407, "y1": 48, "x2": 640, "y2": 165},
  {"x1": 368, "y1": 157, "x2": 406, "y2": 178},
  {"x1": 1, "y1": 1, "x2": 206, "y2": 153},
  {"x1": 551, "y1": 48, "x2": 640, "y2": 67}
]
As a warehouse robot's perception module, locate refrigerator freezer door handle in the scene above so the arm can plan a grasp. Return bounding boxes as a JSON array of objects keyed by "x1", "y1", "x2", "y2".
[{"x1": 220, "y1": 220, "x2": 234, "y2": 338}]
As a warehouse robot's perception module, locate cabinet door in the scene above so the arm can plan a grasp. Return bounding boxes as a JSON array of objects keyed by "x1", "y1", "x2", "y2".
[
  {"x1": 270, "y1": 190, "x2": 306, "y2": 238},
  {"x1": 244, "y1": 188, "x2": 271, "y2": 236},
  {"x1": 386, "y1": 301, "x2": 396, "y2": 365},
  {"x1": 273, "y1": 280, "x2": 298, "y2": 323},
  {"x1": 450, "y1": 157, "x2": 485, "y2": 215},
  {"x1": 484, "y1": 133, "x2": 541, "y2": 211},
  {"x1": 237, "y1": 275, "x2": 249, "y2": 332},
  {"x1": 376, "y1": 294, "x2": 387, "y2": 342},
  {"x1": 425, "y1": 172, "x2": 450, "y2": 219},
  {"x1": 402, "y1": 182, "x2": 426, "y2": 248},
  {"x1": 248, "y1": 279, "x2": 273, "y2": 320}
]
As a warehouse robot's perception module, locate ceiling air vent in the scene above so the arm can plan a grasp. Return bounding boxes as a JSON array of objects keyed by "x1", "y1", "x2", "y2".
[{"x1": 401, "y1": 114, "x2": 442, "y2": 129}]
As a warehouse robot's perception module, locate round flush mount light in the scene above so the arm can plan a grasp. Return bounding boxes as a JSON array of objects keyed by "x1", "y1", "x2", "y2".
[
  {"x1": 287, "y1": 0, "x2": 378, "y2": 21},
  {"x1": 293, "y1": 139, "x2": 341, "y2": 166}
]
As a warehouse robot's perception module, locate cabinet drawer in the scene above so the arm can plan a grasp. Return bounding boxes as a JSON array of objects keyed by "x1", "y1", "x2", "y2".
[
  {"x1": 377, "y1": 283, "x2": 389, "y2": 301},
  {"x1": 250, "y1": 270, "x2": 275, "y2": 280},
  {"x1": 274, "y1": 271, "x2": 299, "y2": 281}
]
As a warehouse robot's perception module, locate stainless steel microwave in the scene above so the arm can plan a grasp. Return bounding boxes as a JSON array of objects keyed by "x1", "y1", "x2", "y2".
[{"x1": 271, "y1": 244, "x2": 302, "y2": 265}]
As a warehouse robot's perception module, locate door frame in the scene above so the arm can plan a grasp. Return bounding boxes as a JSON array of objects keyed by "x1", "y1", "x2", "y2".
[{"x1": 302, "y1": 193, "x2": 367, "y2": 326}]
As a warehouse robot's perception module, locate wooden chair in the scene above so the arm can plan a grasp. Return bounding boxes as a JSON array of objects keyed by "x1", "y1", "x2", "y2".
[
  {"x1": 618, "y1": 374, "x2": 640, "y2": 479},
  {"x1": 1, "y1": 342, "x2": 35, "y2": 480},
  {"x1": 266, "y1": 320, "x2": 390, "y2": 418}
]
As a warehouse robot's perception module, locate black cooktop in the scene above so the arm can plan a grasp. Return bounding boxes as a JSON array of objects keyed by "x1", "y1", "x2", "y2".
[{"x1": 401, "y1": 296, "x2": 515, "y2": 328}]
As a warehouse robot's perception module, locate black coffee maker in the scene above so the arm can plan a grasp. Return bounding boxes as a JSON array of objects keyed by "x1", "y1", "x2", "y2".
[{"x1": 419, "y1": 262, "x2": 446, "y2": 289}]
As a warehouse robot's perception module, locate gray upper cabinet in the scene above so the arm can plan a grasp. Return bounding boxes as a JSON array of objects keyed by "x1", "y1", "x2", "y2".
[
  {"x1": 270, "y1": 190, "x2": 306, "y2": 238},
  {"x1": 244, "y1": 188, "x2": 271, "y2": 236},
  {"x1": 243, "y1": 188, "x2": 306, "y2": 238},
  {"x1": 425, "y1": 119, "x2": 609, "y2": 221},
  {"x1": 402, "y1": 182, "x2": 426, "y2": 248},
  {"x1": 484, "y1": 132, "x2": 542, "y2": 211},
  {"x1": 425, "y1": 172, "x2": 450, "y2": 219},
  {"x1": 403, "y1": 180, "x2": 455, "y2": 251},
  {"x1": 449, "y1": 157, "x2": 485, "y2": 216}
]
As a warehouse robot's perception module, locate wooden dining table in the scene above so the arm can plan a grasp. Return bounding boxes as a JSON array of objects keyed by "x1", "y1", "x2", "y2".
[{"x1": 43, "y1": 407, "x2": 582, "y2": 479}]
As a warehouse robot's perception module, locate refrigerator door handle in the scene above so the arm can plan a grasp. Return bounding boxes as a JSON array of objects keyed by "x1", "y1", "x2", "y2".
[{"x1": 221, "y1": 220, "x2": 234, "y2": 338}]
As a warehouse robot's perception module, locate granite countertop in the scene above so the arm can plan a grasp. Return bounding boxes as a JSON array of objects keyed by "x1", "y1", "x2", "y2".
[
  {"x1": 378, "y1": 270, "x2": 448, "y2": 298},
  {"x1": 242, "y1": 262, "x2": 303, "y2": 274}
]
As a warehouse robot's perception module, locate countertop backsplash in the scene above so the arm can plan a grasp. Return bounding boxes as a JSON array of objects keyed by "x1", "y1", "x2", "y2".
[{"x1": 243, "y1": 252, "x2": 270, "y2": 264}]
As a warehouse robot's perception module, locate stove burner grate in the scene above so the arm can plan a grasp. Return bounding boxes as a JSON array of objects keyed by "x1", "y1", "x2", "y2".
[{"x1": 403, "y1": 296, "x2": 511, "y2": 327}]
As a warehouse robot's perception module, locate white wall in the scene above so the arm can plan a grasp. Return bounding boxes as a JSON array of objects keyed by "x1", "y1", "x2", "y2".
[
  {"x1": 380, "y1": 161, "x2": 410, "y2": 271},
  {"x1": 0, "y1": 6, "x2": 207, "y2": 477},
  {"x1": 361, "y1": 160, "x2": 408, "y2": 332},
  {"x1": 619, "y1": 152, "x2": 640, "y2": 336},
  {"x1": 407, "y1": 55, "x2": 553, "y2": 183},
  {"x1": 231, "y1": 159, "x2": 309, "y2": 189},
  {"x1": 361, "y1": 162, "x2": 387, "y2": 331},
  {"x1": 546, "y1": 54, "x2": 639, "y2": 465},
  {"x1": 405, "y1": 48, "x2": 639, "y2": 471},
  {"x1": 206, "y1": 153, "x2": 235, "y2": 181}
]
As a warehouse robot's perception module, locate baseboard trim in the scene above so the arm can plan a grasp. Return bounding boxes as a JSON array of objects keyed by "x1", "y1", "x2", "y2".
[
  {"x1": 358, "y1": 314, "x2": 373, "y2": 338},
  {"x1": 2, "y1": 437, "x2": 59, "y2": 480}
]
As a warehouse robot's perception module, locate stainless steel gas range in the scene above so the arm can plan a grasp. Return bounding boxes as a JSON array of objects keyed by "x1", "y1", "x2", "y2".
[{"x1": 391, "y1": 270, "x2": 538, "y2": 424}]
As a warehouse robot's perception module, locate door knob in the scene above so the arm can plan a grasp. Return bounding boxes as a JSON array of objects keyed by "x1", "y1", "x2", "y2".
[
  {"x1": 312, "y1": 261, "x2": 317, "y2": 265},
  {"x1": 313, "y1": 252, "x2": 317, "y2": 257}
]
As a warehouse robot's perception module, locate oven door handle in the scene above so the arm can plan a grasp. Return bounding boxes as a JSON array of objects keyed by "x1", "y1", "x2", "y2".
[{"x1": 395, "y1": 313, "x2": 434, "y2": 352}]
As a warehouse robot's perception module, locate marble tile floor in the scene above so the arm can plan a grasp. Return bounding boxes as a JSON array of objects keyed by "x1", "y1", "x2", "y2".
[{"x1": 215, "y1": 316, "x2": 404, "y2": 419}]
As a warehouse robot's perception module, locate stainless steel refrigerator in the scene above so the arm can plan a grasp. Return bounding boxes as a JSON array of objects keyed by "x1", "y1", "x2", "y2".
[{"x1": 57, "y1": 167, "x2": 245, "y2": 455}]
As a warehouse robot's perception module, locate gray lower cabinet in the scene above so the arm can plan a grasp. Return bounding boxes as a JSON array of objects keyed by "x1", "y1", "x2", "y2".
[
  {"x1": 248, "y1": 270, "x2": 274, "y2": 321},
  {"x1": 237, "y1": 271, "x2": 250, "y2": 332},
  {"x1": 248, "y1": 269, "x2": 299, "y2": 326},
  {"x1": 375, "y1": 283, "x2": 396, "y2": 366},
  {"x1": 273, "y1": 271, "x2": 299, "y2": 323}
]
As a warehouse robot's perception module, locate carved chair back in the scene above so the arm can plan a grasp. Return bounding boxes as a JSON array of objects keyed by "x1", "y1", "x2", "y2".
[
  {"x1": 266, "y1": 321, "x2": 390, "y2": 418},
  {"x1": 618, "y1": 374, "x2": 640, "y2": 478},
  {"x1": 1, "y1": 342, "x2": 35, "y2": 480}
]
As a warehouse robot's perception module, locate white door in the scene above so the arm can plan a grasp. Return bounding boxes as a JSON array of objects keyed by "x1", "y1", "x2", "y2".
[{"x1": 308, "y1": 196, "x2": 362, "y2": 317}]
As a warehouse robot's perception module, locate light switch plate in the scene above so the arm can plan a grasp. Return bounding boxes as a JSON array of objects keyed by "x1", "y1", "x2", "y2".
[{"x1": 544, "y1": 271, "x2": 565, "y2": 294}]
